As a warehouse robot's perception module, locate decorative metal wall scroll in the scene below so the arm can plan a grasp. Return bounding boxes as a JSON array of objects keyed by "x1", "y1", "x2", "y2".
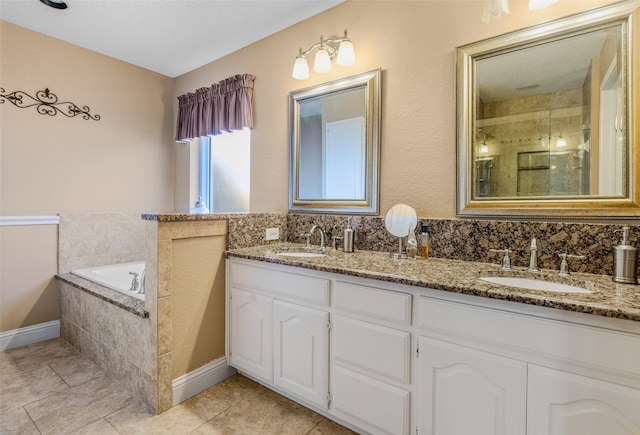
[{"x1": 0, "y1": 87, "x2": 100, "y2": 121}]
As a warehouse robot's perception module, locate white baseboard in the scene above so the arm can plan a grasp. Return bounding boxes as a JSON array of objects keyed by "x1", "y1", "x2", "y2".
[
  {"x1": 0, "y1": 320, "x2": 60, "y2": 352},
  {"x1": 172, "y1": 356, "x2": 237, "y2": 406}
]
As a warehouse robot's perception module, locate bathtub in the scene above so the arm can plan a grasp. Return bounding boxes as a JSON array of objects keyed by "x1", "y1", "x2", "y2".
[{"x1": 72, "y1": 261, "x2": 145, "y2": 301}]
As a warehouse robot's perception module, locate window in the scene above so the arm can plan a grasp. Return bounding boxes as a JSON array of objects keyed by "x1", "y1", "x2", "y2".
[{"x1": 197, "y1": 130, "x2": 250, "y2": 213}]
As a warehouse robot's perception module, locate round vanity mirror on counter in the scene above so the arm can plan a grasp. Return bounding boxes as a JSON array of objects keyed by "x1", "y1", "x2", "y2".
[{"x1": 384, "y1": 203, "x2": 418, "y2": 259}]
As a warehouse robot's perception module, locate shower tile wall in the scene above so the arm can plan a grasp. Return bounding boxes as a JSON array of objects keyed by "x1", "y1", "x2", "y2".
[{"x1": 478, "y1": 89, "x2": 586, "y2": 197}]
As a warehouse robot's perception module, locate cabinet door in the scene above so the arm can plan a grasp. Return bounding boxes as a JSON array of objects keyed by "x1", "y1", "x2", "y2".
[
  {"x1": 229, "y1": 287, "x2": 273, "y2": 382},
  {"x1": 331, "y1": 364, "x2": 410, "y2": 435},
  {"x1": 417, "y1": 336, "x2": 527, "y2": 435},
  {"x1": 273, "y1": 300, "x2": 329, "y2": 409},
  {"x1": 528, "y1": 365, "x2": 640, "y2": 435}
]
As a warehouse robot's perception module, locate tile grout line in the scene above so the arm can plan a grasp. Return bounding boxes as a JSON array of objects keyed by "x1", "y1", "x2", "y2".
[
  {"x1": 306, "y1": 418, "x2": 324, "y2": 434},
  {"x1": 22, "y1": 405, "x2": 43, "y2": 435}
]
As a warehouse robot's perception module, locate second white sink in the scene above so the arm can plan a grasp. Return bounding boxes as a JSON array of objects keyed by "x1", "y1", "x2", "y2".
[{"x1": 479, "y1": 276, "x2": 593, "y2": 294}]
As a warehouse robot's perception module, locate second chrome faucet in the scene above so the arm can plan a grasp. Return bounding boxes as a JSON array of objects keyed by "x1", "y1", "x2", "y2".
[{"x1": 490, "y1": 237, "x2": 586, "y2": 276}]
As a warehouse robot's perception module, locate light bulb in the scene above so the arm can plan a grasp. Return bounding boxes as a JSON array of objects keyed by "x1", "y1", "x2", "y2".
[
  {"x1": 529, "y1": 0, "x2": 558, "y2": 10},
  {"x1": 556, "y1": 136, "x2": 566, "y2": 147},
  {"x1": 292, "y1": 56, "x2": 309, "y2": 80},
  {"x1": 337, "y1": 40, "x2": 356, "y2": 66},
  {"x1": 314, "y1": 48, "x2": 332, "y2": 73}
]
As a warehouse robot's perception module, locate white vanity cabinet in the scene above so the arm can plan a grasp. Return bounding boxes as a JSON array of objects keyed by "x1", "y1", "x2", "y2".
[
  {"x1": 527, "y1": 365, "x2": 640, "y2": 435},
  {"x1": 229, "y1": 287, "x2": 273, "y2": 383},
  {"x1": 330, "y1": 281, "x2": 412, "y2": 435},
  {"x1": 416, "y1": 336, "x2": 527, "y2": 435},
  {"x1": 273, "y1": 300, "x2": 329, "y2": 409},
  {"x1": 227, "y1": 257, "x2": 640, "y2": 435},
  {"x1": 417, "y1": 295, "x2": 640, "y2": 435},
  {"x1": 227, "y1": 259, "x2": 330, "y2": 408}
]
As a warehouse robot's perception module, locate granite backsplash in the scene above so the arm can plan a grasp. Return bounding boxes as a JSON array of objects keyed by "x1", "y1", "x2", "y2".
[{"x1": 223, "y1": 212, "x2": 638, "y2": 277}]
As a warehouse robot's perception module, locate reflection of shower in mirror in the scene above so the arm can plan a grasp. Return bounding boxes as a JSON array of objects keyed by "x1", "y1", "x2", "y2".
[{"x1": 475, "y1": 157, "x2": 496, "y2": 197}]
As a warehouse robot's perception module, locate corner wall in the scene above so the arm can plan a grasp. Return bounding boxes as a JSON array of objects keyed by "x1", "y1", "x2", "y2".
[{"x1": 0, "y1": 21, "x2": 175, "y2": 333}]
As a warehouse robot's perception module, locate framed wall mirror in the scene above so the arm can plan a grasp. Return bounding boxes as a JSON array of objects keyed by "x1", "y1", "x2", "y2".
[
  {"x1": 456, "y1": 1, "x2": 640, "y2": 218},
  {"x1": 289, "y1": 69, "x2": 381, "y2": 215}
]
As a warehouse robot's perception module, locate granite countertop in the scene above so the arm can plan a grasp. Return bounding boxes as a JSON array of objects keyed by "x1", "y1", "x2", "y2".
[
  {"x1": 56, "y1": 273, "x2": 148, "y2": 318},
  {"x1": 226, "y1": 243, "x2": 640, "y2": 322},
  {"x1": 141, "y1": 213, "x2": 248, "y2": 222}
]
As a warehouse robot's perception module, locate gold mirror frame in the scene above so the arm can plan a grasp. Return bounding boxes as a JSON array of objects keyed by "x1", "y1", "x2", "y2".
[
  {"x1": 289, "y1": 69, "x2": 381, "y2": 215},
  {"x1": 456, "y1": 1, "x2": 640, "y2": 219}
]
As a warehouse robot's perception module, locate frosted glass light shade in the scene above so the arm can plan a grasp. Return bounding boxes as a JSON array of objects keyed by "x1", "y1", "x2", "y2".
[
  {"x1": 556, "y1": 136, "x2": 567, "y2": 147},
  {"x1": 337, "y1": 40, "x2": 356, "y2": 66},
  {"x1": 292, "y1": 56, "x2": 309, "y2": 80},
  {"x1": 482, "y1": 0, "x2": 510, "y2": 23},
  {"x1": 529, "y1": 0, "x2": 558, "y2": 10},
  {"x1": 480, "y1": 143, "x2": 489, "y2": 153},
  {"x1": 314, "y1": 48, "x2": 332, "y2": 73}
]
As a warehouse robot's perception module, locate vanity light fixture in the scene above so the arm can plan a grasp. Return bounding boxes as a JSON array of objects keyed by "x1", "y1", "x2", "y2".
[
  {"x1": 480, "y1": 142, "x2": 489, "y2": 153},
  {"x1": 292, "y1": 30, "x2": 355, "y2": 80},
  {"x1": 529, "y1": 0, "x2": 558, "y2": 10},
  {"x1": 39, "y1": 0, "x2": 68, "y2": 9},
  {"x1": 482, "y1": 0, "x2": 510, "y2": 23}
]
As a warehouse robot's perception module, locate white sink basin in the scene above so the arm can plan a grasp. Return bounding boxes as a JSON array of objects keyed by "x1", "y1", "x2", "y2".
[
  {"x1": 479, "y1": 276, "x2": 592, "y2": 294},
  {"x1": 276, "y1": 252, "x2": 326, "y2": 258}
]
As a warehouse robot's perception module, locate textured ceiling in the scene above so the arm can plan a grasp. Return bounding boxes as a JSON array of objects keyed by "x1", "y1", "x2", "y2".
[{"x1": 0, "y1": 0, "x2": 343, "y2": 77}]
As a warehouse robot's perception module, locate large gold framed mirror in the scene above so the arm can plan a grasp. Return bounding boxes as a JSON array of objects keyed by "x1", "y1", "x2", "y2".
[
  {"x1": 289, "y1": 69, "x2": 381, "y2": 215},
  {"x1": 456, "y1": 1, "x2": 640, "y2": 218}
]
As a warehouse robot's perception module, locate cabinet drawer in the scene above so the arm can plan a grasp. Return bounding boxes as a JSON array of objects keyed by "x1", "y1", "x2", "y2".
[
  {"x1": 331, "y1": 365, "x2": 410, "y2": 435},
  {"x1": 418, "y1": 297, "x2": 640, "y2": 378},
  {"x1": 334, "y1": 280, "x2": 411, "y2": 325},
  {"x1": 230, "y1": 260, "x2": 329, "y2": 306},
  {"x1": 333, "y1": 315, "x2": 411, "y2": 384}
]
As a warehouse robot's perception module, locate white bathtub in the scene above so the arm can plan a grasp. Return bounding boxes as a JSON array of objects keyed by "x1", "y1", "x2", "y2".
[{"x1": 72, "y1": 261, "x2": 145, "y2": 301}]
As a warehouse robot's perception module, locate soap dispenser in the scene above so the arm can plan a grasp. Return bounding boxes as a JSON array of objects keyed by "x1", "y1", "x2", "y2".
[
  {"x1": 343, "y1": 217, "x2": 354, "y2": 253},
  {"x1": 613, "y1": 226, "x2": 638, "y2": 284}
]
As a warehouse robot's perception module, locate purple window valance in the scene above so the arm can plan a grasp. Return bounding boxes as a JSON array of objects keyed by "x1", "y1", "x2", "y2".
[{"x1": 175, "y1": 73, "x2": 255, "y2": 141}]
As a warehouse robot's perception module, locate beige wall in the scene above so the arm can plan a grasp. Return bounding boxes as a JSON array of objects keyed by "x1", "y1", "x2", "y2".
[
  {"x1": 0, "y1": 21, "x2": 175, "y2": 332},
  {"x1": 0, "y1": 0, "x2": 620, "y2": 334},
  {"x1": 174, "y1": 0, "x2": 617, "y2": 218},
  {"x1": 171, "y1": 235, "x2": 227, "y2": 379}
]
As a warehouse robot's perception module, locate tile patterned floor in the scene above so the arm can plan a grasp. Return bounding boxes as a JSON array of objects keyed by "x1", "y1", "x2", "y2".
[{"x1": 0, "y1": 338, "x2": 356, "y2": 434}]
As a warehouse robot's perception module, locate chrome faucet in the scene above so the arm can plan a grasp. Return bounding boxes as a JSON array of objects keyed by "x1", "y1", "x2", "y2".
[
  {"x1": 528, "y1": 238, "x2": 539, "y2": 272},
  {"x1": 558, "y1": 253, "x2": 586, "y2": 276},
  {"x1": 489, "y1": 248, "x2": 512, "y2": 270},
  {"x1": 309, "y1": 225, "x2": 325, "y2": 248}
]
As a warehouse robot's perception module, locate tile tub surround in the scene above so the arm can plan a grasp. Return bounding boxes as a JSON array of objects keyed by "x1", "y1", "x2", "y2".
[
  {"x1": 58, "y1": 281, "x2": 157, "y2": 412},
  {"x1": 58, "y1": 213, "x2": 146, "y2": 275},
  {"x1": 226, "y1": 243, "x2": 640, "y2": 322},
  {"x1": 56, "y1": 273, "x2": 147, "y2": 318},
  {"x1": 285, "y1": 214, "x2": 640, "y2": 277}
]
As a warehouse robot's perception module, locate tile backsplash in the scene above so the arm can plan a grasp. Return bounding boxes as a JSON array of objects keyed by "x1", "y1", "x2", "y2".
[{"x1": 285, "y1": 214, "x2": 639, "y2": 277}]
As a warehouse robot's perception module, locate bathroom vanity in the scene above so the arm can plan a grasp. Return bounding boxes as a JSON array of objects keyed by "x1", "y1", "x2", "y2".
[{"x1": 226, "y1": 245, "x2": 640, "y2": 435}]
